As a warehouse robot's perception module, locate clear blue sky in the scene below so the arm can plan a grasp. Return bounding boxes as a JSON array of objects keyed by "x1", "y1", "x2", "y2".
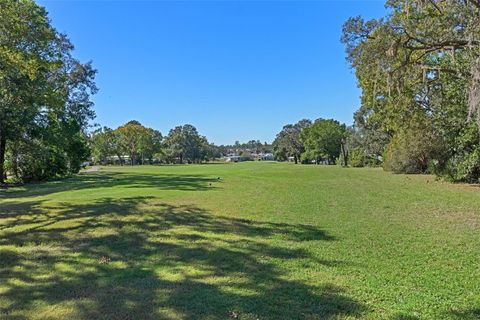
[{"x1": 39, "y1": 0, "x2": 386, "y2": 145}]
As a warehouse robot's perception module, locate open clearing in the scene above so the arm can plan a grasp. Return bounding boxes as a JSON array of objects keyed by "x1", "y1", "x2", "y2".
[{"x1": 0, "y1": 162, "x2": 479, "y2": 319}]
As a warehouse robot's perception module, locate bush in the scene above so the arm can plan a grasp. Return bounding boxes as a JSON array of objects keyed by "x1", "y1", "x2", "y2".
[
  {"x1": 383, "y1": 121, "x2": 445, "y2": 174},
  {"x1": 349, "y1": 148, "x2": 367, "y2": 167},
  {"x1": 365, "y1": 155, "x2": 382, "y2": 167},
  {"x1": 300, "y1": 149, "x2": 318, "y2": 164},
  {"x1": 384, "y1": 121, "x2": 480, "y2": 182},
  {"x1": 6, "y1": 132, "x2": 90, "y2": 183},
  {"x1": 433, "y1": 124, "x2": 480, "y2": 183},
  {"x1": 7, "y1": 140, "x2": 66, "y2": 182},
  {"x1": 442, "y1": 151, "x2": 480, "y2": 183}
]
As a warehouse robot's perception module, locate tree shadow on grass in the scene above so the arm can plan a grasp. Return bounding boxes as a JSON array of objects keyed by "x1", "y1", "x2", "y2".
[
  {"x1": 3, "y1": 171, "x2": 220, "y2": 199},
  {"x1": 0, "y1": 197, "x2": 364, "y2": 319},
  {"x1": 392, "y1": 314, "x2": 420, "y2": 320},
  {"x1": 449, "y1": 308, "x2": 480, "y2": 320}
]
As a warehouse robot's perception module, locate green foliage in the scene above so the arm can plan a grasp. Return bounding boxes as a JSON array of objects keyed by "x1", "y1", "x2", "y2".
[
  {"x1": 117, "y1": 121, "x2": 152, "y2": 165},
  {"x1": 0, "y1": 0, "x2": 96, "y2": 183},
  {"x1": 5, "y1": 117, "x2": 92, "y2": 182},
  {"x1": 383, "y1": 119, "x2": 445, "y2": 174},
  {"x1": 342, "y1": 1, "x2": 480, "y2": 181},
  {"x1": 214, "y1": 140, "x2": 272, "y2": 159},
  {"x1": 272, "y1": 145, "x2": 287, "y2": 161},
  {"x1": 434, "y1": 123, "x2": 480, "y2": 183},
  {"x1": 345, "y1": 111, "x2": 390, "y2": 164},
  {"x1": 272, "y1": 119, "x2": 311, "y2": 163},
  {"x1": 348, "y1": 148, "x2": 367, "y2": 168},
  {"x1": 90, "y1": 122, "x2": 163, "y2": 165},
  {"x1": 140, "y1": 128, "x2": 164, "y2": 164},
  {"x1": 89, "y1": 127, "x2": 235, "y2": 166},
  {"x1": 299, "y1": 149, "x2": 316, "y2": 164},
  {"x1": 90, "y1": 127, "x2": 118, "y2": 165},
  {"x1": 300, "y1": 119, "x2": 346, "y2": 164},
  {"x1": 163, "y1": 124, "x2": 210, "y2": 164}
]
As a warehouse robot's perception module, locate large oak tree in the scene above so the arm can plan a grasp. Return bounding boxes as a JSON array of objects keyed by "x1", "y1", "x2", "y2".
[{"x1": 342, "y1": 0, "x2": 480, "y2": 181}]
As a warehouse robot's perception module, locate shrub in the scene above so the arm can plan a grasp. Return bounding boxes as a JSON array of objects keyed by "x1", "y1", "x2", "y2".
[
  {"x1": 442, "y1": 150, "x2": 480, "y2": 183},
  {"x1": 5, "y1": 132, "x2": 89, "y2": 183},
  {"x1": 434, "y1": 124, "x2": 480, "y2": 183},
  {"x1": 383, "y1": 121, "x2": 445, "y2": 174},
  {"x1": 349, "y1": 148, "x2": 367, "y2": 167}
]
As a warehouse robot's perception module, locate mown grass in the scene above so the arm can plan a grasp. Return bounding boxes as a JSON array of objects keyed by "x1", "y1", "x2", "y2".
[{"x1": 0, "y1": 162, "x2": 479, "y2": 319}]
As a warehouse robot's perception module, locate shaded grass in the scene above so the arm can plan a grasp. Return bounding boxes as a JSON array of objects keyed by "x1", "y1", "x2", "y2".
[{"x1": 0, "y1": 162, "x2": 479, "y2": 319}]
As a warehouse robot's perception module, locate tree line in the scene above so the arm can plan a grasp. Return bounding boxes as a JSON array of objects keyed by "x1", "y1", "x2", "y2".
[
  {"x1": 5, "y1": 0, "x2": 480, "y2": 184},
  {"x1": 90, "y1": 121, "x2": 275, "y2": 165},
  {"x1": 90, "y1": 121, "x2": 214, "y2": 165}
]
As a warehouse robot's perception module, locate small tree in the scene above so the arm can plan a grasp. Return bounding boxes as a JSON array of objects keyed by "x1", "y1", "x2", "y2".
[
  {"x1": 300, "y1": 119, "x2": 346, "y2": 165},
  {"x1": 272, "y1": 119, "x2": 311, "y2": 164},
  {"x1": 117, "y1": 121, "x2": 149, "y2": 165},
  {"x1": 164, "y1": 124, "x2": 209, "y2": 164}
]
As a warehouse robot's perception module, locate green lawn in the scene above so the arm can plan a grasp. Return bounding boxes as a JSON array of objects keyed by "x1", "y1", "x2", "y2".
[{"x1": 0, "y1": 162, "x2": 479, "y2": 320}]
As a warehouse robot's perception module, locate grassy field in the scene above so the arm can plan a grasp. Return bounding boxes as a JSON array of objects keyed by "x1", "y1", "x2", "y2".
[{"x1": 0, "y1": 162, "x2": 479, "y2": 320}]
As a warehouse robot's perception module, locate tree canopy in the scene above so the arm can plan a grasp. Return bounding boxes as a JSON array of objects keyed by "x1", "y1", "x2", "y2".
[
  {"x1": 90, "y1": 122, "x2": 215, "y2": 165},
  {"x1": 342, "y1": 0, "x2": 480, "y2": 181},
  {"x1": 163, "y1": 124, "x2": 210, "y2": 164},
  {"x1": 272, "y1": 119, "x2": 312, "y2": 163},
  {"x1": 271, "y1": 118, "x2": 347, "y2": 165},
  {"x1": 90, "y1": 121, "x2": 163, "y2": 165},
  {"x1": 0, "y1": 0, "x2": 97, "y2": 183},
  {"x1": 300, "y1": 119, "x2": 346, "y2": 164}
]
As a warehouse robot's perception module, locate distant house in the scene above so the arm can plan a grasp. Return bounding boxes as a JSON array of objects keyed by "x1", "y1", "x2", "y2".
[
  {"x1": 258, "y1": 153, "x2": 274, "y2": 161},
  {"x1": 224, "y1": 152, "x2": 274, "y2": 162},
  {"x1": 224, "y1": 155, "x2": 251, "y2": 162}
]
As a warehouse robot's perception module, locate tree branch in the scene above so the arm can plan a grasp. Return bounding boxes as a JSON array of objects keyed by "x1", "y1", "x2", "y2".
[{"x1": 404, "y1": 39, "x2": 478, "y2": 51}]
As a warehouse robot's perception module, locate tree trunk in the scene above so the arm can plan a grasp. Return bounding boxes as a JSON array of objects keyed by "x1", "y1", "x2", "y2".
[
  {"x1": 179, "y1": 154, "x2": 183, "y2": 164},
  {"x1": 294, "y1": 154, "x2": 298, "y2": 164},
  {"x1": 11, "y1": 145, "x2": 19, "y2": 179},
  {"x1": 341, "y1": 141, "x2": 348, "y2": 167},
  {"x1": 116, "y1": 153, "x2": 123, "y2": 166},
  {"x1": 0, "y1": 133, "x2": 6, "y2": 184}
]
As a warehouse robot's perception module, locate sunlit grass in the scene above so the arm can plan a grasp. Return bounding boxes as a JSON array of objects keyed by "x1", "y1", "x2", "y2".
[{"x1": 0, "y1": 162, "x2": 479, "y2": 319}]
